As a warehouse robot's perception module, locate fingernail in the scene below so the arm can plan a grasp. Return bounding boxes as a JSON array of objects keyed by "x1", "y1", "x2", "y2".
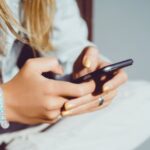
[
  {"x1": 65, "y1": 103, "x2": 73, "y2": 110},
  {"x1": 83, "y1": 57, "x2": 91, "y2": 68},
  {"x1": 62, "y1": 111, "x2": 70, "y2": 116},
  {"x1": 103, "y1": 84, "x2": 113, "y2": 92},
  {"x1": 103, "y1": 86, "x2": 110, "y2": 92}
]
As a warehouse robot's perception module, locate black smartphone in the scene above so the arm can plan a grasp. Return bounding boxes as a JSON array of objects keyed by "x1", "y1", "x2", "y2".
[{"x1": 72, "y1": 59, "x2": 134, "y2": 84}]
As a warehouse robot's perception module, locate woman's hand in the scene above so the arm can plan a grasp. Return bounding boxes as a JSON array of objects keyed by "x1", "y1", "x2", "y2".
[
  {"x1": 1, "y1": 57, "x2": 95, "y2": 125},
  {"x1": 62, "y1": 47, "x2": 128, "y2": 116}
]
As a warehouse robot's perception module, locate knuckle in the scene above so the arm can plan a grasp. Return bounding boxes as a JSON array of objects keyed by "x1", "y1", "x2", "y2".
[
  {"x1": 44, "y1": 81, "x2": 53, "y2": 94},
  {"x1": 43, "y1": 99, "x2": 54, "y2": 111},
  {"x1": 90, "y1": 81, "x2": 96, "y2": 91},
  {"x1": 25, "y1": 58, "x2": 33, "y2": 65},
  {"x1": 47, "y1": 114, "x2": 55, "y2": 120},
  {"x1": 45, "y1": 100, "x2": 54, "y2": 111},
  {"x1": 59, "y1": 99, "x2": 66, "y2": 107},
  {"x1": 46, "y1": 112, "x2": 59, "y2": 120},
  {"x1": 43, "y1": 97, "x2": 64, "y2": 111},
  {"x1": 25, "y1": 59, "x2": 35, "y2": 69},
  {"x1": 77, "y1": 87, "x2": 85, "y2": 96},
  {"x1": 22, "y1": 59, "x2": 35, "y2": 77},
  {"x1": 47, "y1": 101, "x2": 54, "y2": 109}
]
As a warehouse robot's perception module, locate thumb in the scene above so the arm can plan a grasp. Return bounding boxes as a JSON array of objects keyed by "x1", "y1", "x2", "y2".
[
  {"x1": 82, "y1": 48, "x2": 99, "y2": 70},
  {"x1": 82, "y1": 56, "x2": 92, "y2": 69},
  {"x1": 27, "y1": 57, "x2": 64, "y2": 75}
]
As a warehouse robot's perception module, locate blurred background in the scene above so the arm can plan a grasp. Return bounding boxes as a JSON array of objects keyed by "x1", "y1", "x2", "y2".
[
  {"x1": 93, "y1": 0, "x2": 150, "y2": 81},
  {"x1": 93, "y1": 0, "x2": 150, "y2": 149},
  {"x1": 77, "y1": 0, "x2": 150, "y2": 149},
  {"x1": 78, "y1": 0, "x2": 150, "y2": 81}
]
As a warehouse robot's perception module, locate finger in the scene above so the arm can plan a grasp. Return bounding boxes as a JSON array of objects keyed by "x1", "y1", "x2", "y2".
[
  {"x1": 65, "y1": 89, "x2": 117, "y2": 110},
  {"x1": 44, "y1": 110, "x2": 61, "y2": 121},
  {"x1": 20, "y1": 113, "x2": 62, "y2": 125},
  {"x1": 62, "y1": 100, "x2": 100, "y2": 116},
  {"x1": 49, "y1": 79, "x2": 96, "y2": 97},
  {"x1": 74, "y1": 59, "x2": 110, "y2": 80},
  {"x1": 73, "y1": 48, "x2": 100, "y2": 79},
  {"x1": 50, "y1": 115, "x2": 62, "y2": 124},
  {"x1": 103, "y1": 69, "x2": 128, "y2": 92},
  {"x1": 73, "y1": 68, "x2": 91, "y2": 79},
  {"x1": 88, "y1": 90, "x2": 117, "y2": 112},
  {"x1": 62, "y1": 90, "x2": 117, "y2": 116},
  {"x1": 65, "y1": 94, "x2": 100, "y2": 110},
  {"x1": 88, "y1": 102, "x2": 110, "y2": 113},
  {"x1": 82, "y1": 47, "x2": 100, "y2": 70},
  {"x1": 40, "y1": 115, "x2": 62, "y2": 124},
  {"x1": 44, "y1": 96, "x2": 67, "y2": 111},
  {"x1": 25, "y1": 57, "x2": 64, "y2": 74},
  {"x1": 96, "y1": 60, "x2": 111, "y2": 82}
]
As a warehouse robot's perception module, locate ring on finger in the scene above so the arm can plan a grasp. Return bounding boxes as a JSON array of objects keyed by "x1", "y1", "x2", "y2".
[{"x1": 98, "y1": 96, "x2": 105, "y2": 106}]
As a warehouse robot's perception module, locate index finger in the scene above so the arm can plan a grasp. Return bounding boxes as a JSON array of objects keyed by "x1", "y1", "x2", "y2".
[
  {"x1": 103, "y1": 69, "x2": 128, "y2": 92},
  {"x1": 49, "y1": 79, "x2": 96, "y2": 98}
]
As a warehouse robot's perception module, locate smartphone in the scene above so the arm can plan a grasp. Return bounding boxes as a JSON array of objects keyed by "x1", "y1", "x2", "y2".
[{"x1": 72, "y1": 59, "x2": 134, "y2": 84}]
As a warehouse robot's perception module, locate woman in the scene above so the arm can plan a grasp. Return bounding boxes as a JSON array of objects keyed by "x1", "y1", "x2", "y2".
[{"x1": 0, "y1": 0, "x2": 128, "y2": 148}]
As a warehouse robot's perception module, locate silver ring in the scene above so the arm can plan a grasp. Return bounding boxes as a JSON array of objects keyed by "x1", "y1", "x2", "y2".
[{"x1": 98, "y1": 96, "x2": 104, "y2": 106}]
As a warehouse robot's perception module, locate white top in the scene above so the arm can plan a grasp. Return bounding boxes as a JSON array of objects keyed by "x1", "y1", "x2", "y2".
[{"x1": 0, "y1": 0, "x2": 95, "y2": 83}]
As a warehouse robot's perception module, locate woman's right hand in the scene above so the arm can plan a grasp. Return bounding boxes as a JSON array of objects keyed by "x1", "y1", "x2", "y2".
[{"x1": 1, "y1": 57, "x2": 95, "y2": 125}]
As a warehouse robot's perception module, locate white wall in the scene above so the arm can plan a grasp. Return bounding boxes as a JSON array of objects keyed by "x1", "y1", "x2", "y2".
[{"x1": 93, "y1": 0, "x2": 150, "y2": 81}]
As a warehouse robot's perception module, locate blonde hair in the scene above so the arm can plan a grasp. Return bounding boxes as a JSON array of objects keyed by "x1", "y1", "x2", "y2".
[{"x1": 0, "y1": 0, "x2": 55, "y2": 51}]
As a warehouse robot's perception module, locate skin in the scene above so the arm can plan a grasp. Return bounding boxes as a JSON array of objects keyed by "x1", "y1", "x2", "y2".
[
  {"x1": 1, "y1": 57, "x2": 95, "y2": 125},
  {"x1": 62, "y1": 47, "x2": 128, "y2": 116},
  {"x1": 1, "y1": 47, "x2": 127, "y2": 125}
]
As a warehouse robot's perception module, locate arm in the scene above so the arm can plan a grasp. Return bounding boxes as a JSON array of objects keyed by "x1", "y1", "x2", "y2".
[
  {"x1": 0, "y1": 57, "x2": 96, "y2": 127},
  {"x1": 42, "y1": 0, "x2": 100, "y2": 74},
  {"x1": 49, "y1": 1, "x2": 128, "y2": 116}
]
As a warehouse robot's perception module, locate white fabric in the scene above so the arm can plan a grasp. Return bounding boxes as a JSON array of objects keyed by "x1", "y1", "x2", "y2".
[
  {"x1": 0, "y1": 80, "x2": 150, "y2": 150},
  {"x1": 1, "y1": 0, "x2": 95, "y2": 83},
  {"x1": 1, "y1": 1, "x2": 150, "y2": 149}
]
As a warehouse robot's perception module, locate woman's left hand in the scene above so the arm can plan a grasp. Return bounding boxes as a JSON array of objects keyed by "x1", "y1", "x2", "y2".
[{"x1": 62, "y1": 47, "x2": 128, "y2": 116}]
